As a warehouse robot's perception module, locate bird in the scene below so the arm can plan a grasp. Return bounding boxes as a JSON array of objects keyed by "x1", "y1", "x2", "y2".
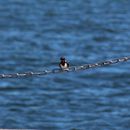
[{"x1": 59, "y1": 57, "x2": 69, "y2": 70}]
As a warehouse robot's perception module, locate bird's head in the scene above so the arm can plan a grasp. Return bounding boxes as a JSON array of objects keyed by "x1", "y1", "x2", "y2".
[{"x1": 60, "y1": 57, "x2": 65, "y2": 61}]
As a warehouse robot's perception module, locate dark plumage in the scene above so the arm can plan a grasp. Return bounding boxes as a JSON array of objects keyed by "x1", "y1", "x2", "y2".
[{"x1": 59, "y1": 57, "x2": 69, "y2": 70}]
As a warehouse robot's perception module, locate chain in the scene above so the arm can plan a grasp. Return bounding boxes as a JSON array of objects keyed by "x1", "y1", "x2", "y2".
[{"x1": 0, "y1": 56, "x2": 130, "y2": 79}]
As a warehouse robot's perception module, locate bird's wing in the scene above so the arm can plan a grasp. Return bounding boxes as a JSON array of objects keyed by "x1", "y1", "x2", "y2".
[{"x1": 67, "y1": 62, "x2": 69, "y2": 67}]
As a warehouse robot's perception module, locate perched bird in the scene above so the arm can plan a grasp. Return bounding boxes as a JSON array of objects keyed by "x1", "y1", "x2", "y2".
[{"x1": 59, "y1": 57, "x2": 69, "y2": 70}]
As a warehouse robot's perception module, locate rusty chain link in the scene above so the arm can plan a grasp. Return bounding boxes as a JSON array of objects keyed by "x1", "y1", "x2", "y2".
[{"x1": 0, "y1": 56, "x2": 130, "y2": 79}]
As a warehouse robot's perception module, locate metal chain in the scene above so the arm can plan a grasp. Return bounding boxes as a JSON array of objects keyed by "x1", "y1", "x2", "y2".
[{"x1": 0, "y1": 56, "x2": 130, "y2": 79}]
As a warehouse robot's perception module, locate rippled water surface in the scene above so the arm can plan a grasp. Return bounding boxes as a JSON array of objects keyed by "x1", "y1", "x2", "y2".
[{"x1": 0, "y1": 0, "x2": 130, "y2": 129}]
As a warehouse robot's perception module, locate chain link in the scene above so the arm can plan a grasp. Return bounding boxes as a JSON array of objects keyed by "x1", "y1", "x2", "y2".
[{"x1": 0, "y1": 56, "x2": 130, "y2": 79}]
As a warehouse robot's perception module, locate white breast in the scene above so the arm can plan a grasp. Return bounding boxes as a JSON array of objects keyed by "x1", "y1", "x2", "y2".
[{"x1": 60, "y1": 63, "x2": 68, "y2": 69}]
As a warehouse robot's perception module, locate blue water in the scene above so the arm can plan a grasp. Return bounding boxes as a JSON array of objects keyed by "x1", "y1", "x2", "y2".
[{"x1": 0, "y1": 0, "x2": 130, "y2": 129}]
